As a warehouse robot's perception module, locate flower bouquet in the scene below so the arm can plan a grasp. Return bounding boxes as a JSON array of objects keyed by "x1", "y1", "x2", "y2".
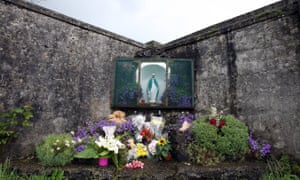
[
  {"x1": 94, "y1": 135, "x2": 125, "y2": 167},
  {"x1": 155, "y1": 137, "x2": 172, "y2": 161},
  {"x1": 140, "y1": 122, "x2": 154, "y2": 143},
  {"x1": 73, "y1": 125, "x2": 125, "y2": 168}
]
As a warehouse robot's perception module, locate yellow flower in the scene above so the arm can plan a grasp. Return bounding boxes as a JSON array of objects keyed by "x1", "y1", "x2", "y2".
[
  {"x1": 136, "y1": 143, "x2": 148, "y2": 157},
  {"x1": 157, "y1": 138, "x2": 167, "y2": 146}
]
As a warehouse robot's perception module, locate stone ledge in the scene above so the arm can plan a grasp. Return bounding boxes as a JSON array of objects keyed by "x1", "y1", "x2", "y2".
[{"x1": 11, "y1": 159, "x2": 266, "y2": 180}]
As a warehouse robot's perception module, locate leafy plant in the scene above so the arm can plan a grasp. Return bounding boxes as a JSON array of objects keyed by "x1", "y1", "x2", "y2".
[
  {"x1": 190, "y1": 114, "x2": 249, "y2": 163},
  {"x1": 74, "y1": 135, "x2": 125, "y2": 168},
  {"x1": 36, "y1": 133, "x2": 74, "y2": 167},
  {"x1": 0, "y1": 104, "x2": 33, "y2": 145},
  {"x1": 261, "y1": 155, "x2": 300, "y2": 180},
  {"x1": 216, "y1": 115, "x2": 249, "y2": 160},
  {"x1": 187, "y1": 144, "x2": 222, "y2": 166},
  {"x1": 155, "y1": 137, "x2": 172, "y2": 160},
  {"x1": 191, "y1": 118, "x2": 218, "y2": 150}
]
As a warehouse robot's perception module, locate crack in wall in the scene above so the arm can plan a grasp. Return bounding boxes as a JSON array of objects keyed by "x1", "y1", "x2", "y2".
[{"x1": 225, "y1": 32, "x2": 238, "y2": 116}]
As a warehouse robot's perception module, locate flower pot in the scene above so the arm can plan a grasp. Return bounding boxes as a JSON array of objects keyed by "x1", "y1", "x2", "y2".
[
  {"x1": 164, "y1": 153, "x2": 172, "y2": 161},
  {"x1": 98, "y1": 158, "x2": 109, "y2": 167}
]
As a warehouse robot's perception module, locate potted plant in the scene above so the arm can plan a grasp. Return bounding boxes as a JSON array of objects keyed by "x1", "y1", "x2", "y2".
[
  {"x1": 155, "y1": 137, "x2": 172, "y2": 161},
  {"x1": 73, "y1": 125, "x2": 125, "y2": 168}
]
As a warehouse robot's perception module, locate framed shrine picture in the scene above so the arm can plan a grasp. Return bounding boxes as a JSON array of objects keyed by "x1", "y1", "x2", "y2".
[{"x1": 111, "y1": 57, "x2": 194, "y2": 109}]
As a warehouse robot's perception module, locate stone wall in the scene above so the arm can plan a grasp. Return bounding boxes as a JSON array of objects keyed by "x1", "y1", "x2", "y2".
[
  {"x1": 149, "y1": 0, "x2": 299, "y2": 158},
  {"x1": 0, "y1": 0, "x2": 144, "y2": 158},
  {"x1": 0, "y1": 0, "x2": 299, "y2": 160}
]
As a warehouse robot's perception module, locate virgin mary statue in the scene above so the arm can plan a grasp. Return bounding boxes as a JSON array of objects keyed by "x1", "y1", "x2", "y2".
[{"x1": 146, "y1": 73, "x2": 159, "y2": 103}]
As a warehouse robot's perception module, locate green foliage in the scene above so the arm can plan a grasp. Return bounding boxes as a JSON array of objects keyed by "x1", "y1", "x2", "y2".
[
  {"x1": 74, "y1": 139, "x2": 98, "y2": 159},
  {"x1": 187, "y1": 144, "x2": 222, "y2": 166},
  {"x1": 117, "y1": 147, "x2": 128, "y2": 168},
  {"x1": 191, "y1": 118, "x2": 218, "y2": 150},
  {"x1": 23, "y1": 169, "x2": 65, "y2": 180},
  {"x1": 189, "y1": 115, "x2": 249, "y2": 165},
  {"x1": 261, "y1": 155, "x2": 300, "y2": 180},
  {"x1": 0, "y1": 159, "x2": 65, "y2": 180},
  {"x1": 36, "y1": 133, "x2": 74, "y2": 167},
  {"x1": 216, "y1": 115, "x2": 249, "y2": 160},
  {"x1": 74, "y1": 136, "x2": 125, "y2": 169},
  {"x1": 155, "y1": 138, "x2": 172, "y2": 160},
  {"x1": 0, "y1": 159, "x2": 18, "y2": 179},
  {"x1": 0, "y1": 104, "x2": 33, "y2": 145}
]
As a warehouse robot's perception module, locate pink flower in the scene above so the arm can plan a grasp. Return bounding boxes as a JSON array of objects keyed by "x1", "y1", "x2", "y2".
[{"x1": 125, "y1": 160, "x2": 144, "y2": 169}]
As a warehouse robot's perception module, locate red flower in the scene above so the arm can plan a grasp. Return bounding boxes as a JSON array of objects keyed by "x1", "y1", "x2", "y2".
[
  {"x1": 140, "y1": 128, "x2": 154, "y2": 142},
  {"x1": 140, "y1": 129, "x2": 147, "y2": 136},
  {"x1": 209, "y1": 119, "x2": 216, "y2": 125},
  {"x1": 219, "y1": 120, "x2": 226, "y2": 127},
  {"x1": 209, "y1": 119, "x2": 226, "y2": 128}
]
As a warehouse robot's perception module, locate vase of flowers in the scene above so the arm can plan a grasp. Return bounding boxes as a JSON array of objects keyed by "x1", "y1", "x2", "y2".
[
  {"x1": 98, "y1": 157, "x2": 109, "y2": 167},
  {"x1": 94, "y1": 126, "x2": 125, "y2": 168},
  {"x1": 73, "y1": 125, "x2": 125, "y2": 168}
]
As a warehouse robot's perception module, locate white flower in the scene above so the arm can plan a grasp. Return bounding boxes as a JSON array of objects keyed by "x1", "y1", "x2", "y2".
[
  {"x1": 95, "y1": 136, "x2": 125, "y2": 154},
  {"x1": 65, "y1": 143, "x2": 70, "y2": 147},
  {"x1": 56, "y1": 147, "x2": 60, "y2": 150},
  {"x1": 70, "y1": 131, "x2": 75, "y2": 135},
  {"x1": 148, "y1": 140, "x2": 158, "y2": 155},
  {"x1": 56, "y1": 139, "x2": 60, "y2": 143},
  {"x1": 77, "y1": 138, "x2": 82, "y2": 143}
]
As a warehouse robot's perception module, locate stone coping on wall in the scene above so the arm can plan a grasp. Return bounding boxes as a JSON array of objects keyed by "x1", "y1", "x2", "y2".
[
  {"x1": 2, "y1": 0, "x2": 145, "y2": 49},
  {"x1": 162, "y1": 0, "x2": 300, "y2": 51},
  {"x1": 11, "y1": 159, "x2": 267, "y2": 179}
]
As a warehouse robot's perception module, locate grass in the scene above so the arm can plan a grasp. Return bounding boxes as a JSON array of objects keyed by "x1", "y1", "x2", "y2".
[
  {"x1": 0, "y1": 159, "x2": 66, "y2": 180},
  {"x1": 261, "y1": 155, "x2": 300, "y2": 180}
]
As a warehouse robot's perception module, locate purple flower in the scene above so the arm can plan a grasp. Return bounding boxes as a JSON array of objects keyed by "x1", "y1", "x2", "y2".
[
  {"x1": 178, "y1": 112, "x2": 194, "y2": 126},
  {"x1": 116, "y1": 118, "x2": 135, "y2": 136},
  {"x1": 248, "y1": 134, "x2": 259, "y2": 152},
  {"x1": 177, "y1": 112, "x2": 194, "y2": 143},
  {"x1": 248, "y1": 132, "x2": 272, "y2": 158},
  {"x1": 75, "y1": 144, "x2": 86, "y2": 153},
  {"x1": 75, "y1": 128, "x2": 88, "y2": 138},
  {"x1": 260, "y1": 143, "x2": 271, "y2": 157}
]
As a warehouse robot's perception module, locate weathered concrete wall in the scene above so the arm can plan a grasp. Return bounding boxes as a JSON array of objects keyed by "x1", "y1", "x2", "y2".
[
  {"x1": 1, "y1": 0, "x2": 299, "y2": 161},
  {"x1": 0, "y1": 0, "x2": 144, "y2": 158},
  {"x1": 150, "y1": 0, "x2": 299, "y2": 158}
]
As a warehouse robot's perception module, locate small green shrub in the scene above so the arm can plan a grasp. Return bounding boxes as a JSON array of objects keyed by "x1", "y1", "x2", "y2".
[
  {"x1": 36, "y1": 133, "x2": 74, "y2": 167},
  {"x1": 190, "y1": 115, "x2": 249, "y2": 163},
  {"x1": 192, "y1": 118, "x2": 218, "y2": 150},
  {"x1": 216, "y1": 115, "x2": 249, "y2": 160},
  {"x1": 0, "y1": 104, "x2": 33, "y2": 145}
]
